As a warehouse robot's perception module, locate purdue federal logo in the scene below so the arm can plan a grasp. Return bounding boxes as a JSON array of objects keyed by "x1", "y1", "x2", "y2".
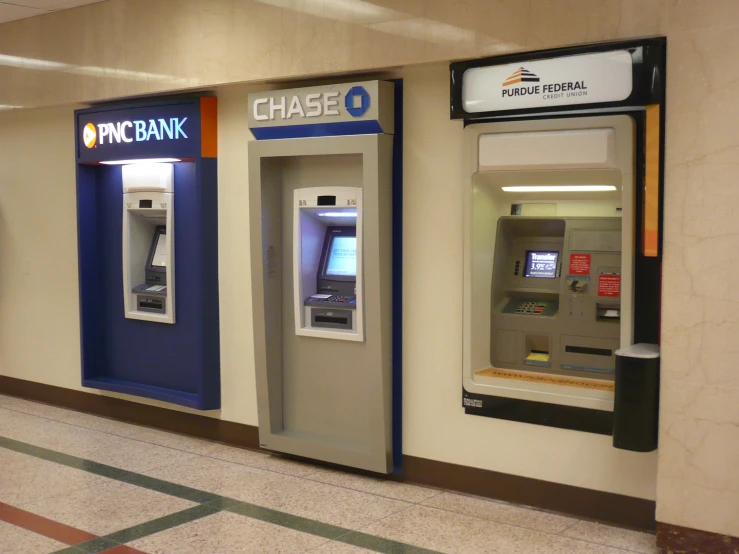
[
  {"x1": 83, "y1": 123, "x2": 97, "y2": 148},
  {"x1": 502, "y1": 66, "x2": 587, "y2": 100},
  {"x1": 503, "y1": 67, "x2": 540, "y2": 87}
]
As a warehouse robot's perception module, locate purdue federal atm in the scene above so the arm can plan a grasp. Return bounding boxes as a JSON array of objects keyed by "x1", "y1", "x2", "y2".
[
  {"x1": 453, "y1": 39, "x2": 665, "y2": 452},
  {"x1": 248, "y1": 81, "x2": 398, "y2": 473}
]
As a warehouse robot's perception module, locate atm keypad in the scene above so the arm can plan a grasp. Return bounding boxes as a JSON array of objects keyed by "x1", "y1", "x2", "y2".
[
  {"x1": 514, "y1": 301, "x2": 548, "y2": 315},
  {"x1": 326, "y1": 295, "x2": 354, "y2": 303}
]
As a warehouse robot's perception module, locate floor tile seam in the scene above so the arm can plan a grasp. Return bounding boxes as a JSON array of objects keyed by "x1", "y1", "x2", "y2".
[
  {"x1": 0, "y1": 403, "x2": 220, "y2": 457},
  {"x1": 0, "y1": 437, "x2": 220, "y2": 505},
  {"x1": 553, "y1": 532, "x2": 652, "y2": 554},
  {"x1": 420, "y1": 490, "x2": 584, "y2": 522},
  {"x1": 0, "y1": 435, "x2": 434, "y2": 554},
  {"x1": 216, "y1": 495, "x2": 440, "y2": 553},
  {"x1": 297, "y1": 472, "x2": 435, "y2": 505},
  {"x1": 0, "y1": 401, "x2": 440, "y2": 504},
  {"x1": 396, "y1": 502, "x2": 598, "y2": 541}
]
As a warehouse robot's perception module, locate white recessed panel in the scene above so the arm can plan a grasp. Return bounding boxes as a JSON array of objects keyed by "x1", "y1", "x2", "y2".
[
  {"x1": 479, "y1": 128, "x2": 616, "y2": 171},
  {"x1": 0, "y1": 4, "x2": 45, "y2": 23}
]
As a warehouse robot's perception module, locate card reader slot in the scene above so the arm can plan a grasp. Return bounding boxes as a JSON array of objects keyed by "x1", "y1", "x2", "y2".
[{"x1": 565, "y1": 345, "x2": 612, "y2": 357}]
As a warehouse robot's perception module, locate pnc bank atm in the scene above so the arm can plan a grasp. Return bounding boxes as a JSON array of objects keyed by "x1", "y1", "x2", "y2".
[
  {"x1": 122, "y1": 163, "x2": 175, "y2": 322},
  {"x1": 248, "y1": 81, "x2": 397, "y2": 473}
]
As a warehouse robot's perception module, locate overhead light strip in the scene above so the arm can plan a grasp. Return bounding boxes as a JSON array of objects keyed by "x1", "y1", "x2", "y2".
[{"x1": 501, "y1": 185, "x2": 617, "y2": 193}]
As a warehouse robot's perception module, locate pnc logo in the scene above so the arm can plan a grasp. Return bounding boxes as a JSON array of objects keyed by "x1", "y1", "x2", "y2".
[
  {"x1": 83, "y1": 123, "x2": 97, "y2": 148},
  {"x1": 81, "y1": 118, "x2": 188, "y2": 148}
]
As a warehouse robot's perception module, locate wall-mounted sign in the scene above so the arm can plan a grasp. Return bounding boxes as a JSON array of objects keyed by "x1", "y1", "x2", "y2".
[
  {"x1": 248, "y1": 81, "x2": 394, "y2": 139},
  {"x1": 450, "y1": 38, "x2": 666, "y2": 120},
  {"x1": 76, "y1": 97, "x2": 217, "y2": 163},
  {"x1": 462, "y1": 51, "x2": 632, "y2": 113}
]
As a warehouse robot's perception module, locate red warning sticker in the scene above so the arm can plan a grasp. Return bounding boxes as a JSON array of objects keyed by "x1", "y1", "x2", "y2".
[
  {"x1": 569, "y1": 254, "x2": 591, "y2": 275},
  {"x1": 598, "y1": 274, "x2": 621, "y2": 297}
]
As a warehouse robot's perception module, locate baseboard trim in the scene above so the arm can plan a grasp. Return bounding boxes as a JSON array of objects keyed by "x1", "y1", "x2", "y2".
[
  {"x1": 657, "y1": 522, "x2": 739, "y2": 553},
  {"x1": 0, "y1": 375, "x2": 655, "y2": 531},
  {"x1": 0, "y1": 376, "x2": 259, "y2": 450}
]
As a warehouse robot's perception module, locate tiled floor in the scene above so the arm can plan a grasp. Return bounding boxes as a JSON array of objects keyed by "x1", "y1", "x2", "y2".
[{"x1": 0, "y1": 394, "x2": 658, "y2": 553}]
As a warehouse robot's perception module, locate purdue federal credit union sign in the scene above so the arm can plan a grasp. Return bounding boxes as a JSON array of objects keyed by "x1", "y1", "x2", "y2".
[{"x1": 248, "y1": 81, "x2": 395, "y2": 139}]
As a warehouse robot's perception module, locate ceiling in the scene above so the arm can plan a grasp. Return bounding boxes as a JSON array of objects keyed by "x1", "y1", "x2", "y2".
[{"x1": 0, "y1": 0, "x2": 105, "y2": 24}]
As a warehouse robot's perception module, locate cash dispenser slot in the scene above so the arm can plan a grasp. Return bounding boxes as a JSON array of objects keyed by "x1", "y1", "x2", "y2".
[{"x1": 524, "y1": 334, "x2": 551, "y2": 366}]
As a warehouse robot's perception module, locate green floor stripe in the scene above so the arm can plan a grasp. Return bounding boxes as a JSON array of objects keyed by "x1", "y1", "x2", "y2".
[
  {"x1": 337, "y1": 531, "x2": 442, "y2": 554},
  {"x1": 1, "y1": 435, "x2": 443, "y2": 554},
  {"x1": 52, "y1": 536, "x2": 119, "y2": 554},
  {"x1": 103, "y1": 504, "x2": 220, "y2": 544},
  {"x1": 215, "y1": 497, "x2": 347, "y2": 540},
  {"x1": 0, "y1": 437, "x2": 219, "y2": 503}
]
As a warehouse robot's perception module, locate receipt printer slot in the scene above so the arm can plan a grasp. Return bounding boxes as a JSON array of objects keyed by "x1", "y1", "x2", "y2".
[{"x1": 596, "y1": 303, "x2": 620, "y2": 322}]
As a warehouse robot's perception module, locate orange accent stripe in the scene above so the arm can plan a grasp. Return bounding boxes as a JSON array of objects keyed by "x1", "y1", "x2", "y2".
[
  {"x1": 0, "y1": 501, "x2": 97, "y2": 545},
  {"x1": 475, "y1": 368, "x2": 615, "y2": 391},
  {"x1": 644, "y1": 104, "x2": 660, "y2": 257},
  {"x1": 200, "y1": 96, "x2": 218, "y2": 158}
]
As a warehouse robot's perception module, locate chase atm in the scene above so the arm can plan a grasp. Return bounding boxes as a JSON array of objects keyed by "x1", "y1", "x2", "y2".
[
  {"x1": 452, "y1": 39, "x2": 665, "y2": 452},
  {"x1": 248, "y1": 81, "x2": 399, "y2": 473}
]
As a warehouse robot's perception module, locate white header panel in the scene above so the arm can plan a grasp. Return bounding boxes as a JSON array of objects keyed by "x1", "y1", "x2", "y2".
[
  {"x1": 478, "y1": 128, "x2": 616, "y2": 171},
  {"x1": 122, "y1": 163, "x2": 174, "y2": 193},
  {"x1": 463, "y1": 50, "x2": 633, "y2": 113}
]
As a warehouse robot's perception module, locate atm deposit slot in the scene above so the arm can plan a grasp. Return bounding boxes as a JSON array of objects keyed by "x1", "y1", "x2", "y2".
[{"x1": 490, "y1": 216, "x2": 621, "y2": 378}]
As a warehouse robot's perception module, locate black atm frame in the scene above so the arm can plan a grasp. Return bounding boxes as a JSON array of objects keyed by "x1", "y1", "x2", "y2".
[{"x1": 451, "y1": 38, "x2": 666, "y2": 442}]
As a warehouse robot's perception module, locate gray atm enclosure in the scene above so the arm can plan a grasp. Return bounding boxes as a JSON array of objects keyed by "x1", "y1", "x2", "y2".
[{"x1": 249, "y1": 133, "x2": 394, "y2": 473}]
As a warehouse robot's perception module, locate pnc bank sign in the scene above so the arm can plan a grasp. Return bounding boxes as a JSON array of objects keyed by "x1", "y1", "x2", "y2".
[{"x1": 81, "y1": 117, "x2": 189, "y2": 149}]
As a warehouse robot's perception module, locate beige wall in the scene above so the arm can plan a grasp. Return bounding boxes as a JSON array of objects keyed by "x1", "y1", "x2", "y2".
[
  {"x1": 0, "y1": 0, "x2": 666, "y2": 109},
  {"x1": 2, "y1": 0, "x2": 739, "y2": 539}
]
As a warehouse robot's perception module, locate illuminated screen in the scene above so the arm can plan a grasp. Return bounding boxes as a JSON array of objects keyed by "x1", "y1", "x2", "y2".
[
  {"x1": 325, "y1": 236, "x2": 357, "y2": 277},
  {"x1": 151, "y1": 232, "x2": 167, "y2": 267},
  {"x1": 524, "y1": 250, "x2": 558, "y2": 279}
]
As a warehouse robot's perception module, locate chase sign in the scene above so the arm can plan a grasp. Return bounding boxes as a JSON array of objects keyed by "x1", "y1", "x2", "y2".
[{"x1": 248, "y1": 81, "x2": 394, "y2": 140}]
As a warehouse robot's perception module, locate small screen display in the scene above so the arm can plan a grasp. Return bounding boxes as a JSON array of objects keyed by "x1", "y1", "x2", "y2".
[
  {"x1": 325, "y1": 236, "x2": 357, "y2": 277},
  {"x1": 524, "y1": 251, "x2": 558, "y2": 279},
  {"x1": 151, "y1": 232, "x2": 167, "y2": 267}
]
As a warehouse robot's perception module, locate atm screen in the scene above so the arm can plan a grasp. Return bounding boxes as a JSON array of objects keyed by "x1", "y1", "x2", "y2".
[
  {"x1": 524, "y1": 251, "x2": 558, "y2": 279},
  {"x1": 151, "y1": 232, "x2": 167, "y2": 267},
  {"x1": 325, "y1": 236, "x2": 357, "y2": 277}
]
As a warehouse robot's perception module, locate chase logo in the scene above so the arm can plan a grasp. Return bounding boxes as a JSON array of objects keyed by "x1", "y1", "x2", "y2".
[
  {"x1": 345, "y1": 86, "x2": 370, "y2": 117},
  {"x1": 83, "y1": 123, "x2": 97, "y2": 148}
]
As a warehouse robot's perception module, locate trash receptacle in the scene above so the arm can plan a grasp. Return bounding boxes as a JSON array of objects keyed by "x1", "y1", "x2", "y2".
[{"x1": 613, "y1": 343, "x2": 660, "y2": 452}]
